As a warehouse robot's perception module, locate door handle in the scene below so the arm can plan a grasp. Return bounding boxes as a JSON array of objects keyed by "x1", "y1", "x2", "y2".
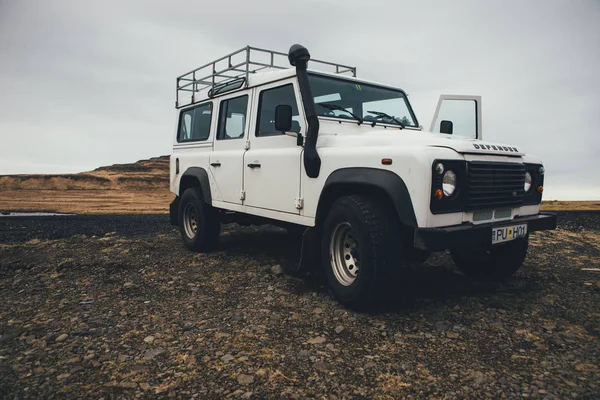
[
  {"x1": 210, "y1": 162, "x2": 221, "y2": 167},
  {"x1": 247, "y1": 163, "x2": 261, "y2": 169}
]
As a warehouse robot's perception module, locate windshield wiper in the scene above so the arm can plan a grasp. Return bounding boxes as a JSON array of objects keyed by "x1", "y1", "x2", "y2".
[
  {"x1": 366, "y1": 110, "x2": 405, "y2": 129},
  {"x1": 319, "y1": 103, "x2": 363, "y2": 125}
]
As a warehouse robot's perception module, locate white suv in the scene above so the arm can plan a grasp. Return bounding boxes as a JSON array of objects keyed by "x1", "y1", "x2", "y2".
[{"x1": 169, "y1": 44, "x2": 556, "y2": 309}]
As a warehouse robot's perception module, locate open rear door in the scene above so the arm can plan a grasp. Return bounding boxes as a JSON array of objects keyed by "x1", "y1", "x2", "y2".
[{"x1": 430, "y1": 95, "x2": 482, "y2": 140}]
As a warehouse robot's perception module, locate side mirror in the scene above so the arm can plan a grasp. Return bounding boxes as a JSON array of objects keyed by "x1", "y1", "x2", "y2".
[
  {"x1": 440, "y1": 120, "x2": 453, "y2": 134},
  {"x1": 274, "y1": 105, "x2": 292, "y2": 132}
]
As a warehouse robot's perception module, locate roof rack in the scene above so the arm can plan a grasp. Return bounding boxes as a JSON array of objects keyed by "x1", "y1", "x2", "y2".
[{"x1": 176, "y1": 46, "x2": 357, "y2": 109}]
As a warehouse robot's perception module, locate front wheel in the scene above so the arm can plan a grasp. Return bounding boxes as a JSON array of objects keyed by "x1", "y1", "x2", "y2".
[
  {"x1": 450, "y1": 236, "x2": 529, "y2": 280},
  {"x1": 321, "y1": 195, "x2": 400, "y2": 310},
  {"x1": 178, "y1": 187, "x2": 220, "y2": 252}
]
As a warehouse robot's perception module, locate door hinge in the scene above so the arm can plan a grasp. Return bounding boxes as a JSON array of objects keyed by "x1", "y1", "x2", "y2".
[
  {"x1": 294, "y1": 197, "x2": 304, "y2": 210},
  {"x1": 244, "y1": 140, "x2": 251, "y2": 150},
  {"x1": 240, "y1": 190, "x2": 246, "y2": 200}
]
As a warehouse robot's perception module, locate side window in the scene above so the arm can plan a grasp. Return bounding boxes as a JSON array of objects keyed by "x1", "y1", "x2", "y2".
[
  {"x1": 178, "y1": 111, "x2": 193, "y2": 141},
  {"x1": 217, "y1": 95, "x2": 248, "y2": 140},
  {"x1": 177, "y1": 102, "x2": 212, "y2": 142},
  {"x1": 256, "y1": 84, "x2": 300, "y2": 136}
]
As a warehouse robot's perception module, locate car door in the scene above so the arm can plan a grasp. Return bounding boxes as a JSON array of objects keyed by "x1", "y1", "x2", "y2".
[
  {"x1": 243, "y1": 80, "x2": 305, "y2": 214},
  {"x1": 209, "y1": 93, "x2": 250, "y2": 204},
  {"x1": 430, "y1": 95, "x2": 482, "y2": 139}
]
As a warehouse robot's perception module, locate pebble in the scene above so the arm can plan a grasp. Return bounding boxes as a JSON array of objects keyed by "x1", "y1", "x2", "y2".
[
  {"x1": 143, "y1": 335, "x2": 155, "y2": 343},
  {"x1": 307, "y1": 336, "x2": 326, "y2": 344},
  {"x1": 142, "y1": 347, "x2": 167, "y2": 361},
  {"x1": 55, "y1": 334, "x2": 68, "y2": 343},
  {"x1": 57, "y1": 373, "x2": 71, "y2": 381},
  {"x1": 335, "y1": 325, "x2": 345, "y2": 334},
  {"x1": 221, "y1": 354, "x2": 235, "y2": 362},
  {"x1": 313, "y1": 361, "x2": 334, "y2": 372},
  {"x1": 298, "y1": 350, "x2": 310, "y2": 359},
  {"x1": 446, "y1": 332, "x2": 460, "y2": 339},
  {"x1": 271, "y1": 265, "x2": 284, "y2": 275},
  {"x1": 237, "y1": 374, "x2": 255, "y2": 385},
  {"x1": 123, "y1": 282, "x2": 134, "y2": 288}
]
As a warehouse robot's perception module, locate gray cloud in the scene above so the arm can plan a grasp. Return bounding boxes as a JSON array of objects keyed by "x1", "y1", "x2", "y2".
[{"x1": 0, "y1": 0, "x2": 599, "y2": 199}]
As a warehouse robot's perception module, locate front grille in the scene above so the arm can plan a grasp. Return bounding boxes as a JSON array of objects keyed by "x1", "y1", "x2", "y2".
[
  {"x1": 473, "y1": 210, "x2": 493, "y2": 221},
  {"x1": 467, "y1": 162, "x2": 525, "y2": 211}
]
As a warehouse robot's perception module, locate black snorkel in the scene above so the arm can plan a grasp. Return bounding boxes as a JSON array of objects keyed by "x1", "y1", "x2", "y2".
[{"x1": 288, "y1": 44, "x2": 320, "y2": 178}]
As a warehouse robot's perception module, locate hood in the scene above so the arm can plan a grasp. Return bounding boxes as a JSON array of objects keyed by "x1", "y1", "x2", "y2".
[{"x1": 318, "y1": 120, "x2": 524, "y2": 157}]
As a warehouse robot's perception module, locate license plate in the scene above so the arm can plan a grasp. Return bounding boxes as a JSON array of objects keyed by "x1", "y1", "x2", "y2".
[{"x1": 492, "y1": 223, "x2": 527, "y2": 244}]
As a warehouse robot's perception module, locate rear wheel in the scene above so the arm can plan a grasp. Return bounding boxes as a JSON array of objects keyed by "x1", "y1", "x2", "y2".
[
  {"x1": 321, "y1": 195, "x2": 400, "y2": 309},
  {"x1": 450, "y1": 236, "x2": 529, "y2": 280},
  {"x1": 178, "y1": 187, "x2": 220, "y2": 252}
]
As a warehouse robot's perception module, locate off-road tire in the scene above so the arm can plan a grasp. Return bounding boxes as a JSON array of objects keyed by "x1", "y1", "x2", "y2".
[
  {"x1": 321, "y1": 195, "x2": 400, "y2": 310},
  {"x1": 178, "y1": 187, "x2": 220, "y2": 252},
  {"x1": 450, "y1": 236, "x2": 529, "y2": 280}
]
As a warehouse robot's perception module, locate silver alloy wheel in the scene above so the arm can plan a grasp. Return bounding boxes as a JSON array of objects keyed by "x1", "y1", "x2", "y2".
[
  {"x1": 183, "y1": 203, "x2": 198, "y2": 239},
  {"x1": 329, "y1": 222, "x2": 361, "y2": 286}
]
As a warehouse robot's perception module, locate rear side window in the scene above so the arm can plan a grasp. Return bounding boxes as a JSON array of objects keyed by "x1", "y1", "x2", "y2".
[
  {"x1": 256, "y1": 84, "x2": 300, "y2": 136},
  {"x1": 178, "y1": 102, "x2": 212, "y2": 142},
  {"x1": 217, "y1": 95, "x2": 248, "y2": 140}
]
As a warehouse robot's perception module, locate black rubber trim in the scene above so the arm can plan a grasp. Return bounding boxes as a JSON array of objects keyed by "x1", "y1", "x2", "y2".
[
  {"x1": 523, "y1": 163, "x2": 544, "y2": 205},
  {"x1": 180, "y1": 167, "x2": 212, "y2": 205},
  {"x1": 319, "y1": 168, "x2": 417, "y2": 227},
  {"x1": 169, "y1": 196, "x2": 180, "y2": 226},
  {"x1": 414, "y1": 212, "x2": 557, "y2": 251}
]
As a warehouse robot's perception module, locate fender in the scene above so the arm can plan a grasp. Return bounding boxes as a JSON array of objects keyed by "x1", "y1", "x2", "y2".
[
  {"x1": 317, "y1": 167, "x2": 417, "y2": 228},
  {"x1": 180, "y1": 167, "x2": 212, "y2": 205},
  {"x1": 294, "y1": 167, "x2": 418, "y2": 273}
]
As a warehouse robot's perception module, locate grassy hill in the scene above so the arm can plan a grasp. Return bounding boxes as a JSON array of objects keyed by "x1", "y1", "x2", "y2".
[{"x1": 0, "y1": 156, "x2": 172, "y2": 214}]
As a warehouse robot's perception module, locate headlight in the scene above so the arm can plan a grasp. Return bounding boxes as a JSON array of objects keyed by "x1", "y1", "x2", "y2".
[
  {"x1": 442, "y1": 170, "x2": 457, "y2": 196},
  {"x1": 538, "y1": 166, "x2": 545, "y2": 175},
  {"x1": 524, "y1": 172, "x2": 532, "y2": 192}
]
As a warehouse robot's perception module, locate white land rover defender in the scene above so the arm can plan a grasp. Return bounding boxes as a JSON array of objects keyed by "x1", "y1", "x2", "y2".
[{"x1": 169, "y1": 44, "x2": 556, "y2": 308}]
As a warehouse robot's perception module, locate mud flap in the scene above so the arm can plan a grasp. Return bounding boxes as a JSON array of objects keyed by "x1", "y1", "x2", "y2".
[
  {"x1": 169, "y1": 197, "x2": 180, "y2": 226},
  {"x1": 289, "y1": 226, "x2": 320, "y2": 275}
]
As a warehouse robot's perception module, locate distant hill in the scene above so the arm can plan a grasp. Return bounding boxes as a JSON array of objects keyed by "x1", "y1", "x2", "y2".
[
  {"x1": 0, "y1": 156, "x2": 172, "y2": 214},
  {"x1": 0, "y1": 156, "x2": 169, "y2": 191}
]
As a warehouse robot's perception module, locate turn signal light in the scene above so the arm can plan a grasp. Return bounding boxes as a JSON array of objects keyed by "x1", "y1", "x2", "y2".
[
  {"x1": 381, "y1": 158, "x2": 393, "y2": 165},
  {"x1": 537, "y1": 186, "x2": 544, "y2": 194},
  {"x1": 434, "y1": 189, "x2": 443, "y2": 200}
]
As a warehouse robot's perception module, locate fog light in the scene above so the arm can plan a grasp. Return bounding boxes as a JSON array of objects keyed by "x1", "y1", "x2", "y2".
[
  {"x1": 538, "y1": 186, "x2": 544, "y2": 194},
  {"x1": 434, "y1": 189, "x2": 443, "y2": 200}
]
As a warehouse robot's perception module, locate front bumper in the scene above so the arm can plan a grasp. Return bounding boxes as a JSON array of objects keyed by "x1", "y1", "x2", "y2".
[{"x1": 414, "y1": 213, "x2": 557, "y2": 251}]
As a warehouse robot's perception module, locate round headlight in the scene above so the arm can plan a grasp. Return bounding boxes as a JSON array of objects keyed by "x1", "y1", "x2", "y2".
[
  {"x1": 538, "y1": 166, "x2": 545, "y2": 175},
  {"x1": 442, "y1": 170, "x2": 457, "y2": 197},
  {"x1": 524, "y1": 172, "x2": 532, "y2": 192}
]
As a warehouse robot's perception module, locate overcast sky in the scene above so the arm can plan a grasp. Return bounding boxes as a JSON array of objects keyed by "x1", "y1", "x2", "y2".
[{"x1": 1, "y1": 0, "x2": 599, "y2": 200}]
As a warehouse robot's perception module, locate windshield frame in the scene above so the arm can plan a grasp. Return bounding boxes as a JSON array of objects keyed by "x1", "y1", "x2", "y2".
[{"x1": 307, "y1": 72, "x2": 420, "y2": 129}]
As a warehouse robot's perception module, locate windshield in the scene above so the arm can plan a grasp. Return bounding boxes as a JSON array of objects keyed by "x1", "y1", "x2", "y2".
[{"x1": 308, "y1": 74, "x2": 418, "y2": 128}]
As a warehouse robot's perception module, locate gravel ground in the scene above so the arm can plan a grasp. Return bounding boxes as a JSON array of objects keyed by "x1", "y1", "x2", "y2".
[{"x1": 1, "y1": 212, "x2": 599, "y2": 399}]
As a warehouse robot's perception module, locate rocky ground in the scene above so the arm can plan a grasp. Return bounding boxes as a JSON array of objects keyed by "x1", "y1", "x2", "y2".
[{"x1": 0, "y1": 212, "x2": 599, "y2": 399}]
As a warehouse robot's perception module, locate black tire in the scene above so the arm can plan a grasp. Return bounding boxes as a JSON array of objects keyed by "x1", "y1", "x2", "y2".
[
  {"x1": 178, "y1": 187, "x2": 220, "y2": 252},
  {"x1": 450, "y1": 236, "x2": 529, "y2": 280},
  {"x1": 320, "y1": 195, "x2": 400, "y2": 310}
]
